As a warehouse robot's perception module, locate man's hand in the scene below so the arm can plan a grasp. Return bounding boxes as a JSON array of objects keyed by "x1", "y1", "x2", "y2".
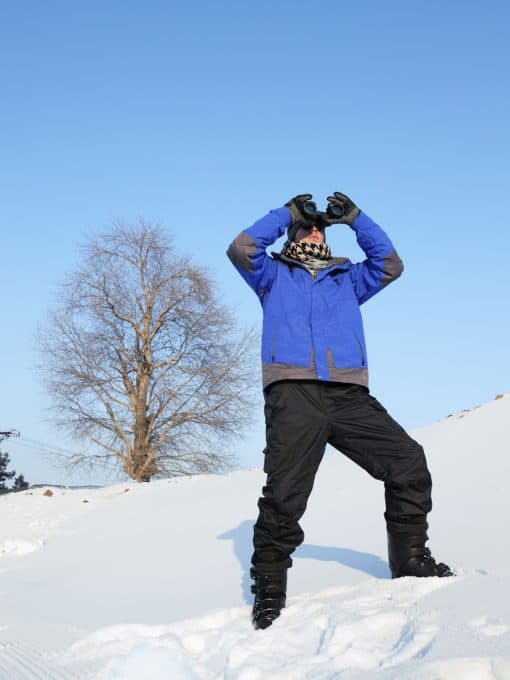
[
  {"x1": 285, "y1": 194, "x2": 317, "y2": 229},
  {"x1": 320, "y1": 191, "x2": 360, "y2": 227}
]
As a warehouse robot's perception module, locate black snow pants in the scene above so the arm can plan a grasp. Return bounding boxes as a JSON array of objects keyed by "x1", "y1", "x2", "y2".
[{"x1": 252, "y1": 381, "x2": 432, "y2": 571}]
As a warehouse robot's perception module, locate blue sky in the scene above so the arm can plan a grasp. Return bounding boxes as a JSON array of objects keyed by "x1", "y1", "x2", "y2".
[{"x1": 1, "y1": 1, "x2": 509, "y2": 484}]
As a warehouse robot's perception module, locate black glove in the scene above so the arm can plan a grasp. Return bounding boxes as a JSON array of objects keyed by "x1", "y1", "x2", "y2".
[
  {"x1": 285, "y1": 193, "x2": 317, "y2": 229},
  {"x1": 321, "y1": 191, "x2": 360, "y2": 227}
]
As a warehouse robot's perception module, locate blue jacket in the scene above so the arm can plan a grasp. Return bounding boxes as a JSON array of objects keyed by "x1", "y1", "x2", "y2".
[{"x1": 227, "y1": 207, "x2": 403, "y2": 389}]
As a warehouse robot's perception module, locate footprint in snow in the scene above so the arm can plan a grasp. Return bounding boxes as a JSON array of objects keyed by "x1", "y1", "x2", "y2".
[
  {"x1": 469, "y1": 614, "x2": 510, "y2": 637},
  {"x1": 63, "y1": 576, "x2": 454, "y2": 679},
  {"x1": 0, "y1": 539, "x2": 44, "y2": 557}
]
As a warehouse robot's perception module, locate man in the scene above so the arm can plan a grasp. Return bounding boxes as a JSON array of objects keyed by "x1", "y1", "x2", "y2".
[{"x1": 227, "y1": 192, "x2": 452, "y2": 631}]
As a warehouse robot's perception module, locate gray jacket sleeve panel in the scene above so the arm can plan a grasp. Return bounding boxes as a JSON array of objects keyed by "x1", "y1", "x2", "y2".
[
  {"x1": 226, "y1": 229, "x2": 278, "y2": 298},
  {"x1": 349, "y1": 248, "x2": 405, "y2": 305},
  {"x1": 227, "y1": 231, "x2": 257, "y2": 273},
  {"x1": 348, "y1": 211, "x2": 405, "y2": 305},
  {"x1": 226, "y1": 207, "x2": 289, "y2": 297},
  {"x1": 381, "y1": 250, "x2": 405, "y2": 286}
]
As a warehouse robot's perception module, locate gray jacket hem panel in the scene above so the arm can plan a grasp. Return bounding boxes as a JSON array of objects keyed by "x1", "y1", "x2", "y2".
[{"x1": 262, "y1": 363, "x2": 369, "y2": 390}]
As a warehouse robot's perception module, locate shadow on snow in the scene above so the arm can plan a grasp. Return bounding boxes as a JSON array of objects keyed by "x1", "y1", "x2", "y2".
[{"x1": 218, "y1": 520, "x2": 390, "y2": 604}]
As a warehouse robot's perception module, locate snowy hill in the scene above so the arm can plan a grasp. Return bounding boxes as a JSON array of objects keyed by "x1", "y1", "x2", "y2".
[{"x1": 1, "y1": 394, "x2": 510, "y2": 678}]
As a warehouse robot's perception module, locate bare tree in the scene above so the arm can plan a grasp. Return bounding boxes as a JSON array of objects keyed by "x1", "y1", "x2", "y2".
[{"x1": 38, "y1": 221, "x2": 257, "y2": 482}]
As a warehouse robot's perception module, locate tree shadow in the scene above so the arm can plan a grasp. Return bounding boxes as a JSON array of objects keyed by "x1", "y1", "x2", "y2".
[{"x1": 218, "y1": 521, "x2": 390, "y2": 604}]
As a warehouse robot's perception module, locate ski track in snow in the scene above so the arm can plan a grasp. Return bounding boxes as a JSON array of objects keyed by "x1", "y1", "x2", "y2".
[
  {"x1": 61, "y1": 576, "x2": 456, "y2": 679},
  {"x1": 0, "y1": 638, "x2": 81, "y2": 680}
]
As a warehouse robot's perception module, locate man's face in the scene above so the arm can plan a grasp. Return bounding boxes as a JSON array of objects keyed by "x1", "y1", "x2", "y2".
[{"x1": 295, "y1": 225, "x2": 325, "y2": 245}]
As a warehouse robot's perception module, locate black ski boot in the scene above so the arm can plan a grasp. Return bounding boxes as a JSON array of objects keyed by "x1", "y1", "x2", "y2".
[
  {"x1": 387, "y1": 523, "x2": 453, "y2": 578},
  {"x1": 250, "y1": 567, "x2": 287, "y2": 630}
]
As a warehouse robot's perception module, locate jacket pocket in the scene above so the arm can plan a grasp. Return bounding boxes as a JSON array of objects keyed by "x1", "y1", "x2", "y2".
[
  {"x1": 271, "y1": 326, "x2": 280, "y2": 362},
  {"x1": 353, "y1": 331, "x2": 366, "y2": 366}
]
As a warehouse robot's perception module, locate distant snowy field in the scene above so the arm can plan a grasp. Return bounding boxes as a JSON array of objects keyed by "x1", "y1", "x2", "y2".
[{"x1": 1, "y1": 394, "x2": 510, "y2": 678}]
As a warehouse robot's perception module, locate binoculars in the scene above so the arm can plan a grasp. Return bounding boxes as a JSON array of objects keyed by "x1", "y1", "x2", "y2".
[{"x1": 302, "y1": 200, "x2": 345, "y2": 220}]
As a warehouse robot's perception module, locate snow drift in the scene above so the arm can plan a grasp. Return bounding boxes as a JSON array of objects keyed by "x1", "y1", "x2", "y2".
[{"x1": 1, "y1": 393, "x2": 509, "y2": 678}]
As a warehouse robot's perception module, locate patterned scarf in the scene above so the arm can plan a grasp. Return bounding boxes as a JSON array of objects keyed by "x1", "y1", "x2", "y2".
[{"x1": 281, "y1": 240, "x2": 332, "y2": 277}]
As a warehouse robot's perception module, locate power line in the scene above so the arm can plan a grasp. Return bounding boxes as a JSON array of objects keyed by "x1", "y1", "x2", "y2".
[
  {"x1": 18, "y1": 436, "x2": 81, "y2": 457},
  {"x1": 0, "y1": 430, "x2": 20, "y2": 446},
  {"x1": 3, "y1": 433, "x2": 84, "y2": 458}
]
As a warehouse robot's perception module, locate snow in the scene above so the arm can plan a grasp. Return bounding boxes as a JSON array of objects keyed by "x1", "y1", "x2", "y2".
[{"x1": 1, "y1": 393, "x2": 510, "y2": 678}]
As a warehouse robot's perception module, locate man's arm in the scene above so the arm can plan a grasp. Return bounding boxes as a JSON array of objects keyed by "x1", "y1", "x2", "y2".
[
  {"x1": 348, "y1": 211, "x2": 404, "y2": 305},
  {"x1": 227, "y1": 207, "x2": 291, "y2": 298},
  {"x1": 319, "y1": 191, "x2": 403, "y2": 305}
]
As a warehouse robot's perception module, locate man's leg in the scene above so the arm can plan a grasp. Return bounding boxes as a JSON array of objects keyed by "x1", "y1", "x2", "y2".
[
  {"x1": 324, "y1": 383, "x2": 432, "y2": 522},
  {"x1": 251, "y1": 381, "x2": 330, "y2": 628},
  {"x1": 325, "y1": 383, "x2": 452, "y2": 577},
  {"x1": 252, "y1": 381, "x2": 329, "y2": 570}
]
